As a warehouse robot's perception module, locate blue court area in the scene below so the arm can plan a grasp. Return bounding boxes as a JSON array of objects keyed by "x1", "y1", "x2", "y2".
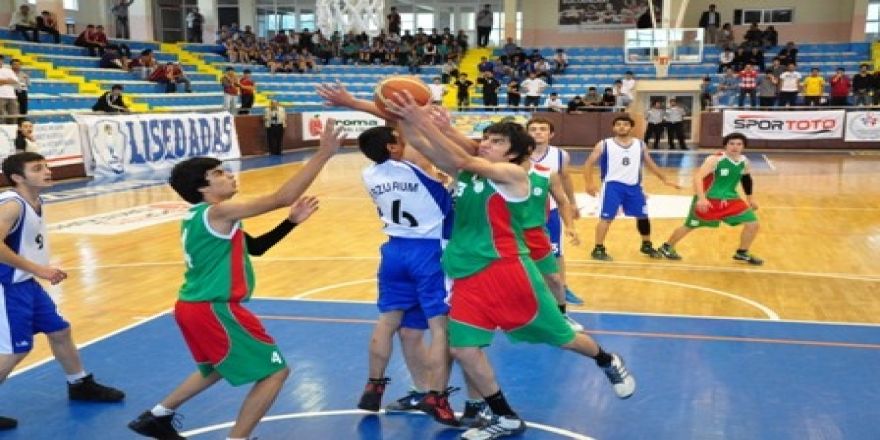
[{"x1": 2, "y1": 299, "x2": 878, "y2": 440}]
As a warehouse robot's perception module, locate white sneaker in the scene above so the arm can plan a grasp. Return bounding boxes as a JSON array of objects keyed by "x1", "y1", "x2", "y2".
[
  {"x1": 460, "y1": 415, "x2": 526, "y2": 440},
  {"x1": 601, "y1": 353, "x2": 636, "y2": 399},
  {"x1": 564, "y1": 314, "x2": 584, "y2": 332}
]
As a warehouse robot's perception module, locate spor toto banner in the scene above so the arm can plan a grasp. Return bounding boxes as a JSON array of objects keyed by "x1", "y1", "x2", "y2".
[
  {"x1": 844, "y1": 111, "x2": 880, "y2": 142},
  {"x1": 0, "y1": 122, "x2": 84, "y2": 167},
  {"x1": 722, "y1": 110, "x2": 845, "y2": 140},
  {"x1": 301, "y1": 111, "x2": 385, "y2": 141},
  {"x1": 74, "y1": 112, "x2": 241, "y2": 178}
]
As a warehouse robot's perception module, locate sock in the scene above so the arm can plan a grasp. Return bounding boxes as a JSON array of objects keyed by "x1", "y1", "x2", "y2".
[
  {"x1": 642, "y1": 240, "x2": 652, "y2": 246},
  {"x1": 592, "y1": 347, "x2": 613, "y2": 367},
  {"x1": 484, "y1": 390, "x2": 517, "y2": 418},
  {"x1": 595, "y1": 244, "x2": 605, "y2": 249},
  {"x1": 66, "y1": 371, "x2": 88, "y2": 384},
  {"x1": 736, "y1": 249, "x2": 747, "y2": 254},
  {"x1": 466, "y1": 398, "x2": 484, "y2": 405},
  {"x1": 151, "y1": 404, "x2": 175, "y2": 417},
  {"x1": 558, "y1": 304, "x2": 566, "y2": 314}
]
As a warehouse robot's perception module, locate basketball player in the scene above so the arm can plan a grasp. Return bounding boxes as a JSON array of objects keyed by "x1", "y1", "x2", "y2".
[
  {"x1": 0, "y1": 152, "x2": 124, "y2": 431},
  {"x1": 128, "y1": 122, "x2": 345, "y2": 440},
  {"x1": 355, "y1": 126, "x2": 457, "y2": 425},
  {"x1": 583, "y1": 115, "x2": 680, "y2": 261},
  {"x1": 386, "y1": 94, "x2": 635, "y2": 440},
  {"x1": 526, "y1": 117, "x2": 584, "y2": 305},
  {"x1": 658, "y1": 132, "x2": 763, "y2": 265}
]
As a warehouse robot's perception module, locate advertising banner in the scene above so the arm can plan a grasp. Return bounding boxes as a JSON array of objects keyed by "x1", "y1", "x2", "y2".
[
  {"x1": 301, "y1": 111, "x2": 386, "y2": 141},
  {"x1": 0, "y1": 122, "x2": 84, "y2": 167},
  {"x1": 722, "y1": 110, "x2": 845, "y2": 140}
]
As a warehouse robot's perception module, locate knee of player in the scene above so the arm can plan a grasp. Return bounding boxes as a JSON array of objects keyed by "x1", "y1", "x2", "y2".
[
  {"x1": 398, "y1": 327, "x2": 425, "y2": 343},
  {"x1": 271, "y1": 366, "x2": 292, "y2": 382},
  {"x1": 449, "y1": 347, "x2": 480, "y2": 362},
  {"x1": 45, "y1": 326, "x2": 72, "y2": 343}
]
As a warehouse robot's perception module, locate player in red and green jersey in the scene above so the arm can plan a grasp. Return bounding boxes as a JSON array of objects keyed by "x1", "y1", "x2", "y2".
[
  {"x1": 386, "y1": 93, "x2": 635, "y2": 440},
  {"x1": 658, "y1": 132, "x2": 763, "y2": 265},
  {"x1": 128, "y1": 122, "x2": 346, "y2": 440}
]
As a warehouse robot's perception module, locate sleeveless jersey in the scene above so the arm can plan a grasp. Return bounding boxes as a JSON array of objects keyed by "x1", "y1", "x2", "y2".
[
  {"x1": 0, "y1": 191, "x2": 48, "y2": 284},
  {"x1": 703, "y1": 153, "x2": 748, "y2": 200},
  {"x1": 178, "y1": 203, "x2": 255, "y2": 303},
  {"x1": 362, "y1": 160, "x2": 453, "y2": 239},
  {"x1": 519, "y1": 164, "x2": 552, "y2": 229},
  {"x1": 531, "y1": 145, "x2": 564, "y2": 209},
  {"x1": 442, "y1": 171, "x2": 529, "y2": 279},
  {"x1": 599, "y1": 137, "x2": 643, "y2": 186}
]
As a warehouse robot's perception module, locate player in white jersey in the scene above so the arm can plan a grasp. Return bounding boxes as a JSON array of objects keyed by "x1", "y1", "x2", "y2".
[
  {"x1": 583, "y1": 115, "x2": 680, "y2": 261},
  {"x1": 0, "y1": 153, "x2": 124, "y2": 431},
  {"x1": 526, "y1": 117, "x2": 584, "y2": 305}
]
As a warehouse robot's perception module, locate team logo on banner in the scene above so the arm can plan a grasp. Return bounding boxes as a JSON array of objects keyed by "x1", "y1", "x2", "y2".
[
  {"x1": 301, "y1": 111, "x2": 385, "y2": 141},
  {"x1": 90, "y1": 120, "x2": 128, "y2": 174},
  {"x1": 845, "y1": 111, "x2": 880, "y2": 142},
  {"x1": 722, "y1": 110, "x2": 844, "y2": 140}
]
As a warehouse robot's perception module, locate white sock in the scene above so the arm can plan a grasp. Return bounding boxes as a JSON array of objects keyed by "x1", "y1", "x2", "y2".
[
  {"x1": 66, "y1": 371, "x2": 88, "y2": 384},
  {"x1": 151, "y1": 404, "x2": 175, "y2": 417}
]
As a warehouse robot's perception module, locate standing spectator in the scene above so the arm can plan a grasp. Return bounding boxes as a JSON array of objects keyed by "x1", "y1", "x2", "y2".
[
  {"x1": 619, "y1": 71, "x2": 636, "y2": 106},
  {"x1": 802, "y1": 68, "x2": 825, "y2": 106},
  {"x1": 221, "y1": 67, "x2": 239, "y2": 113},
  {"x1": 644, "y1": 100, "x2": 665, "y2": 150},
  {"x1": 91, "y1": 84, "x2": 129, "y2": 113},
  {"x1": 502, "y1": 37, "x2": 518, "y2": 58},
  {"x1": 743, "y1": 23, "x2": 763, "y2": 48},
  {"x1": 731, "y1": 47, "x2": 747, "y2": 72},
  {"x1": 852, "y1": 64, "x2": 873, "y2": 106},
  {"x1": 763, "y1": 26, "x2": 778, "y2": 48},
  {"x1": 263, "y1": 100, "x2": 286, "y2": 155},
  {"x1": 477, "y1": 56, "x2": 495, "y2": 75},
  {"x1": 872, "y1": 69, "x2": 880, "y2": 106},
  {"x1": 14, "y1": 119, "x2": 38, "y2": 152},
  {"x1": 506, "y1": 79, "x2": 521, "y2": 109},
  {"x1": 829, "y1": 68, "x2": 851, "y2": 106},
  {"x1": 777, "y1": 63, "x2": 802, "y2": 106},
  {"x1": 238, "y1": 69, "x2": 255, "y2": 115},
  {"x1": 186, "y1": 7, "x2": 204, "y2": 43},
  {"x1": 699, "y1": 4, "x2": 720, "y2": 45},
  {"x1": 553, "y1": 49, "x2": 569, "y2": 74},
  {"x1": 747, "y1": 46, "x2": 765, "y2": 72},
  {"x1": 664, "y1": 99, "x2": 687, "y2": 150},
  {"x1": 520, "y1": 72, "x2": 547, "y2": 108},
  {"x1": 700, "y1": 76, "x2": 717, "y2": 109},
  {"x1": 477, "y1": 71, "x2": 500, "y2": 111},
  {"x1": 10, "y1": 59, "x2": 28, "y2": 121},
  {"x1": 476, "y1": 4, "x2": 493, "y2": 47},
  {"x1": 35, "y1": 11, "x2": 60, "y2": 44},
  {"x1": 75, "y1": 25, "x2": 105, "y2": 57},
  {"x1": 769, "y1": 57, "x2": 785, "y2": 77},
  {"x1": 440, "y1": 58, "x2": 458, "y2": 83},
  {"x1": 544, "y1": 92, "x2": 566, "y2": 112},
  {"x1": 737, "y1": 64, "x2": 758, "y2": 107},
  {"x1": 0, "y1": 56, "x2": 19, "y2": 124},
  {"x1": 777, "y1": 42, "x2": 798, "y2": 66},
  {"x1": 717, "y1": 23, "x2": 734, "y2": 49},
  {"x1": 717, "y1": 67, "x2": 740, "y2": 106},
  {"x1": 757, "y1": 71, "x2": 778, "y2": 107},
  {"x1": 428, "y1": 77, "x2": 446, "y2": 105},
  {"x1": 718, "y1": 47, "x2": 734, "y2": 73},
  {"x1": 111, "y1": 0, "x2": 134, "y2": 39},
  {"x1": 387, "y1": 7, "x2": 401, "y2": 35},
  {"x1": 454, "y1": 73, "x2": 473, "y2": 111},
  {"x1": 11, "y1": 5, "x2": 38, "y2": 42}
]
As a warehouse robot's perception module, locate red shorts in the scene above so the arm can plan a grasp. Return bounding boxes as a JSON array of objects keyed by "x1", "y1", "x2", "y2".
[{"x1": 694, "y1": 198, "x2": 750, "y2": 221}]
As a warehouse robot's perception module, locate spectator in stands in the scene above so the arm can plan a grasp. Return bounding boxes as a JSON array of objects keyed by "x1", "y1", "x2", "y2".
[
  {"x1": 92, "y1": 84, "x2": 129, "y2": 113},
  {"x1": 97, "y1": 25, "x2": 131, "y2": 57},
  {"x1": 454, "y1": 73, "x2": 473, "y2": 111},
  {"x1": 36, "y1": 11, "x2": 60, "y2": 44},
  {"x1": 717, "y1": 67, "x2": 740, "y2": 106},
  {"x1": 852, "y1": 64, "x2": 873, "y2": 106},
  {"x1": 440, "y1": 58, "x2": 457, "y2": 83},
  {"x1": 238, "y1": 69, "x2": 255, "y2": 115},
  {"x1": 128, "y1": 49, "x2": 157, "y2": 80},
  {"x1": 871, "y1": 69, "x2": 880, "y2": 105},
  {"x1": 477, "y1": 56, "x2": 494, "y2": 75},
  {"x1": 620, "y1": 71, "x2": 636, "y2": 105},
  {"x1": 545, "y1": 92, "x2": 566, "y2": 112},
  {"x1": 777, "y1": 42, "x2": 798, "y2": 66},
  {"x1": 150, "y1": 61, "x2": 191, "y2": 93},
  {"x1": 533, "y1": 58, "x2": 553, "y2": 85},
  {"x1": 221, "y1": 67, "x2": 239, "y2": 113},
  {"x1": 636, "y1": 6, "x2": 655, "y2": 29},
  {"x1": 0, "y1": 55, "x2": 20, "y2": 124},
  {"x1": 717, "y1": 23, "x2": 734, "y2": 49},
  {"x1": 757, "y1": 70, "x2": 778, "y2": 107},
  {"x1": 14, "y1": 119, "x2": 38, "y2": 152},
  {"x1": 477, "y1": 71, "x2": 500, "y2": 111},
  {"x1": 10, "y1": 59, "x2": 28, "y2": 121},
  {"x1": 263, "y1": 100, "x2": 286, "y2": 155},
  {"x1": 75, "y1": 25, "x2": 105, "y2": 57},
  {"x1": 111, "y1": 0, "x2": 134, "y2": 39},
  {"x1": 502, "y1": 37, "x2": 518, "y2": 58},
  {"x1": 387, "y1": 7, "x2": 401, "y2": 35},
  {"x1": 507, "y1": 79, "x2": 521, "y2": 109},
  {"x1": 476, "y1": 4, "x2": 493, "y2": 47},
  {"x1": 737, "y1": 64, "x2": 758, "y2": 107},
  {"x1": 777, "y1": 63, "x2": 802, "y2": 106},
  {"x1": 99, "y1": 47, "x2": 129, "y2": 71},
  {"x1": 769, "y1": 57, "x2": 785, "y2": 77},
  {"x1": 644, "y1": 100, "x2": 665, "y2": 149},
  {"x1": 664, "y1": 98, "x2": 687, "y2": 150},
  {"x1": 186, "y1": 7, "x2": 204, "y2": 43},
  {"x1": 829, "y1": 67, "x2": 851, "y2": 106},
  {"x1": 743, "y1": 23, "x2": 764, "y2": 48},
  {"x1": 747, "y1": 46, "x2": 765, "y2": 72},
  {"x1": 520, "y1": 72, "x2": 547, "y2": 109},
  {"x1": 731, "y1": 47, "x2": 747, "y2": 72},
  {"x1": 11, "y1": 5, "x2": 38, "y2": 42},
  {"x1": 699, "y1": 4, "x2": 720, "y2": 45},
  {"x1": 584, "y1": 87, "x2": 602, "y2": 106},
  {"x1": 700, "y1": 76, "x2": 717, "y2": 109},
  {"x1": 567, "y1": 95, "x2": 589, "y2": 113},
  {"x1": 718, "y1": 47, "x2": 734, "y2": 73},
  {"x1": 763, "y1": 26, "x2": 778, "y2": 48},
  {"x1": 802, "y1": 68, "x2": 825, "y2": 106},
  {"x1": 428, "y1": 78, "x2": 446, "y2": 105},
  {"x1": 457, "y1": 29, "x2": 469, "y2": 52},
  {"x1": 601, "y1": 87, "x2": 616, "y2": 106},
  {"x1": 553, "y1": 49, "x2": 569, "y2": 74}
]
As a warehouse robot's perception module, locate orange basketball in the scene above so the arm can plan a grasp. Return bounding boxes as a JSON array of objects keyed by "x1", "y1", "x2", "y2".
[{"x1": 374, "y1": 75, "x2": 432, "y2": 119}]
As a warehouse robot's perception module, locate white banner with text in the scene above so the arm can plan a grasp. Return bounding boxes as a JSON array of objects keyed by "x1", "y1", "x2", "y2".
[
  {"x1": 301, "y1": 111, "x2": 386, "y2": 141},
  {"x1": 0, "y1": 122, "x2": 84, "y2": 167},
  {"x1": 722, "y1": 110, "x2": 845, "y2": 140}
]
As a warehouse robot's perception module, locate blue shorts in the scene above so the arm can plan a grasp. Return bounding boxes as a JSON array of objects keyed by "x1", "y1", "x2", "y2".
[
  {"x1": 599, "y1": 181, "x2": 648, "y2": 220},
  {"x1": 0, "y1": 279, "x2": 70, "y2": 354},
  {"x1": 377, "y1": 237, "x2": 449, "y2": 330},
  {"x1": 545, "y1": 208, "x2": 563, "y2": 257}
]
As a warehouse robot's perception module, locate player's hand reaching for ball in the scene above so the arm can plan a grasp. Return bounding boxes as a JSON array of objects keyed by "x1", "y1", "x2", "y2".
[
  {"x1": 384, "y1": 91, "x2": 429, "y2": 123},
  {"x1": 316, "y1": 81, "x2": 357, "y2": 108},
  {"x1": 288, "y1": 196, "x2": 320, "y2": 224},
  {"x1": 318, "y1": 118, "x2": 347, "y2": 156},
  {"x1": 35, "y1": 265, "x2": 67, "y2": 285}
]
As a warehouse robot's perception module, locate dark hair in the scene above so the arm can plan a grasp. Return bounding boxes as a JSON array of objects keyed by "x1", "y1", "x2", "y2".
[
  {"x1": 10, "y1": 58, "x2": 20, "y2": 65},
  {"x1": 722, "y1": 132, "x2": 748, "y2": 148},
  {"x1": 2, "y1": 152, "x2": 46, "y2": 182},
  {"x1": 358, "y1": 126, "x2": 396, "y2": 164},
  {"x1": 168, "y1": 157, "x2": 222, "y2": 204},
  {"x1": 612, "y1": 115, "x2": 636, "y2": 126},
  {"x1": 483, "y1": 122, "x2": 533, "y2": 164},
  {"x1": 526, "y1": 116, "x2": 555, "y2": 133},
  {"x1": 111, "y1": 84, "x2": 123, "y2": 91},
  {"x1": 243, "y1": 69, "x2": 251, "y2": 74}
]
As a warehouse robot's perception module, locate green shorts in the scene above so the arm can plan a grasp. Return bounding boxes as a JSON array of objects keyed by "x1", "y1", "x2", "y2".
[{"x1": 684, "y1": 198, "x2": 758, "y2": 228}]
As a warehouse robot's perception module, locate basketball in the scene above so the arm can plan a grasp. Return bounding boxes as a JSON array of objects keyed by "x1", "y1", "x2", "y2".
[{"x1": 374, "y1": 75, "x2": 432, "y2": 118}]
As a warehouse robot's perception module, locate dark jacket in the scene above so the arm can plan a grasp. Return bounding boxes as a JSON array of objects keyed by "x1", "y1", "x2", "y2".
[{"x1": 92, "y1": 92, "x2": 128, "y2": 112}]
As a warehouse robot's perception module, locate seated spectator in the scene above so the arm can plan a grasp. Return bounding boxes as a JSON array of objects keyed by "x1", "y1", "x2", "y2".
[
  {"x1": 553, "y1": 49, "x2": 568, "y2": 74},
  {"x1": 502, "y1": 37, "x2": 518, "y2": 58},
  {"x1": 545, "y1": 92, "x2": 566, "y2": 112},
  {"x1": 732, "y1": 47, "x2": 747, "y2": 72},
  {"x1": 36, "y1": 11, "x2": 60, "y2": 44},
  {"x1": 92, "y1": 84, "x2": 129, "y2": 113},
  {"x1": 747, "y1": 46, "x2": 765, "y2": 72},
  {"x1": 99, "y1": 48, "x2": 129, "y2": 70},
  {"x1": 743, "y1": 23, "x2": 764, "y2": 48},
  {"x1": 11, "y1": 4, "x2": 38, "y2": 42},
  {"x1": 14, "y1": 119, "x2": 38, "y2": 153},
  {"x1": 763, "y1": 26, "x2": 778, "y2": 48},
  {"x1": 128, "y1": 49, "x2": 157, "y2": 79},
  {"x1": 149, "y1": 61, "x2": 192, "y2": 93},
  {"x1": 567, "y1": 95, "x2": 589, "y2": 113},
  {"x1": 75, "y1": 25, "x2": 106, "y2": 57},
  {"x1": 777, "y1": 42, "x2": 798, "y2": 66},
  {"x1": 477, "y1": 56, "x2": 494, "y2": 74},
  {"x1": 601, "y1": 87, "x2": 616, "y2": 106},
  {"x1": 533, "y1": 58, "x2": 553, "y2": 85},
  {"x1": 583, "y1": 87, "x2": 602, "y2": 106},
  {"x1": 619, "y1": 71, "x2": 637, "y2": 106},
  {"x1": 10, "y1": 59, "x2": 28, "y2": 122},
  {"x1": 718, "y1": 47, "x2": 735, "y2": 73},
  {"x1": 717, "y1": 23, "x2": 734, "y2": 49},
  {"x1": 717, "y1": 67, "x2": 740, "y2": 106},
  {"x1": 769, "y1": 57, "x2": 785, "y2": 77}
]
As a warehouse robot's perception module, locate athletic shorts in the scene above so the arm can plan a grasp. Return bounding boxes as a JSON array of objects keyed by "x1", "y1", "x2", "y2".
[
  {"x1": 0, "y1": 279, "x2": 70, "y2": 354},
  {"x1": 599, "y1": 181, "x2": 648, "y2": 220},
  {"x1": 522, "y1": 227, "x2": 559, "y2": 275},
  {"x1": 377, "y1": 237, "x2": 449, "y2": 330},
  {"x1": 684, "y1": 197, "x2": 758, "y2": 228},
  {"x1": 447, "y1": 256, "x2": 576, "y2": 348},
  {"x1": 174, "y1": 301, "x2": 287, "y2": 386},
  {"x1": 545, "y1": 208, "x2": 563, "y2": 257}
]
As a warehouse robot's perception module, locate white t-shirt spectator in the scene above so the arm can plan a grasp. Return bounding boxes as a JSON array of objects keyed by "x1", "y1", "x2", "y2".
[
  {"x1": 545, "y1": 96, "x2": 566, "y2": 112},
  {"x1": 0, "y1": 67, "x2": 20, "y2": 99},
  {"x1": 620, "y1": 78, "x2": 636, "y2": 99},
  {"x1": 779, "y1": 71, "x2": 802, "y2": 92},
  {"x1": 520, "y1": 78, "x2": 547, "y2": 97},
  {"x1": 428, "y1": 84, "x2": 445, "y2": 102}
]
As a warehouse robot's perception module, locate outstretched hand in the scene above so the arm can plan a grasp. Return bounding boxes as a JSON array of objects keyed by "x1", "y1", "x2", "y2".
[
  {"x1": 288, "y1": 196, "x2": 320, "y2": 224},
  {"x1": 316, "y1": 81, "x2": 357, "y2": 108},
  {"x1": 318, "y1": 118, "x2": 348, "y2": 155},
  {"x1": 383, "y1": 91, "x2": 430, "y2": 123}
]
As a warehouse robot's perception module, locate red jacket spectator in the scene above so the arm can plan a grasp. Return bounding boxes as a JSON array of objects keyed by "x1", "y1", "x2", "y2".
[
  {"x1": 738, "y1": 67, "x2": 758, "y2": 89},
  {"x1": 830, "y1": 71, "x2": 851, "y2": 97}
]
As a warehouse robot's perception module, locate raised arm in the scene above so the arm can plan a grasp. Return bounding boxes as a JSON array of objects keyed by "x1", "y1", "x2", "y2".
[
  {"x1": 582, "y1": 140, "x2": 605, "y2": 196},
  {"x1": 316, "y1": 81, "x2": 386, "y2": 118}
]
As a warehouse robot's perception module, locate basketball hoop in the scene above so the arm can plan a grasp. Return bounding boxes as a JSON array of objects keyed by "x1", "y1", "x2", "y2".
[
  {"x1": 316, "y1": 0, "x2": 384, "y2": 37},
  {"x1": 654, "y1": 55, "x2": 670, "y2": 78}
]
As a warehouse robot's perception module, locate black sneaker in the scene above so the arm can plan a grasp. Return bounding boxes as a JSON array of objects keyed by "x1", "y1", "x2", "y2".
[
  {"x1": 591, "y1": 245, "x2": 613, "y2": 261},
  {"x1": 68, "y1": 374, "x2": 125, "y2": 402},
  {"x1": 459, "y1": 400, "x2": 490, "y2": 428},
  {"x1": 357, "y1": 378, "x2": 389, "y2": 412},
  {"x1": 384, "y1": 390, "x2": 425, "y2": 413},
  {"x1": 640, "y1": 242, "x2": 662, "y2": 259},
  {"x1": 0, "y1": 416, "x2": 17, "y2": 430},
  {"x1": 128, "y1": 410, "x2": 185, "y2": 439},
  {"x1": 733, "y1": 251, "x2": 764, "y2": 265},
  {"x1": 658, "y1": 243, "x2": 682, "y2": 260}
]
